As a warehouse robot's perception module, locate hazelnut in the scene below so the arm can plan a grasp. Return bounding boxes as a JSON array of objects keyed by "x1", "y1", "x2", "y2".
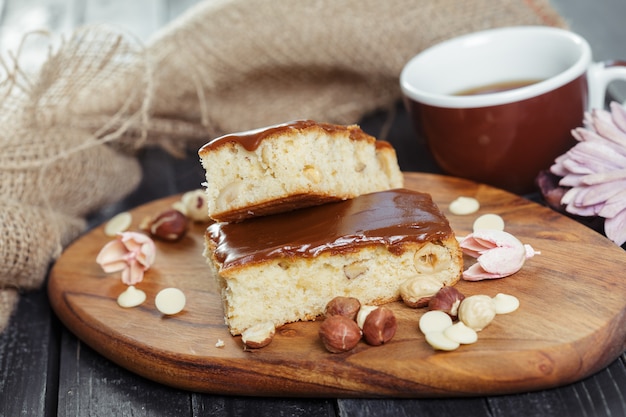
[
  {"x1": 343, "y1": 261, "x2": 368, "y2": 279},
  {"x1": 146, "y1": 209, "x2": 188, "y2": 241},
  {"x1": 303, "y1": 165, "x2": 322, "y2": 183},
  {"x1": 324, "y1": 296, "x2": 361, "y2": 321},
  {"x1": 458, "y1": 295, "x2": 496, "y2": 331},
  {"x1": 241, "y1": 321, "x2": 276, "y2": 349},
  {"x1": 428, "y1": 286, "x2": 465, "y2": 318},
  {"x1": 176, "y1": 189, "x2": 211, "y2": 222},
  {"x1": 399, "y1": 275, "x2": 444, "y2": 308},
  {"x1": 356, "y1": 304, "x2": 378, "y2": 329},
  {"x1": 361, "y1": 306, "x2": 397, "y2": 346},
  {"x1": 216, "y1": 181, "x2": 243, "y2": 211},
  {"x1": 319, "y1": 315, "x2": 362, "y2": 353}
]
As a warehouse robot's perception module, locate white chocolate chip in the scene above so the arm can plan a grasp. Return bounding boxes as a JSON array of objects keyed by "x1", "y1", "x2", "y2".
[
  {"x1": 425, "y1": 331, "x2": 460, "y2": 351},
  {"x1": 104, "y1": 212, "x2": 132, "y2": 236},
  {"x1": 473, "y1": 213, "x2": 505, "y2": 231},
  {"x1": 418, "y1": 310, "x2": 453, "y2": 334},
  {"x1": 493, "y1": 293, "x2": 520, "y2": 314},
  {"x1": 155, "y1": 288, "x2": 186, "y2": 315},
  {"x1": 449, "y1": 196, "x2": 480, "y2": 215},
  {"x1": 443, "y1": 321, "x2": 478, "y2": 344},
  {"x1": 117, "y1": 285, "x2": 146, "y2": 308},
  {"x1": 178, "y1": 189, "x2": 211, "y2": 222}
]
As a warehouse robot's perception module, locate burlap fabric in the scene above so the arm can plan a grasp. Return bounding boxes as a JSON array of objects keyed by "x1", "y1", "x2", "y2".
[{"x1": 0, "y1": 0, "x2": 564, "y2": 331}]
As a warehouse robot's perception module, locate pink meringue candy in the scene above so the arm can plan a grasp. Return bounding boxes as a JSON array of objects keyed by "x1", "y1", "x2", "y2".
[
  {"x1": 460, "y1": 229, "x2": 539, "y2": 281},
  {"x1": 96, "y1": 231, "x2": 156, "y2": 285}
]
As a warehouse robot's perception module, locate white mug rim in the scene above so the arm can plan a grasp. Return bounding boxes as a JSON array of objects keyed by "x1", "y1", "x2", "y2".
[{"x1": 400, "y1": 26, "x2": 591, "y2": 108}]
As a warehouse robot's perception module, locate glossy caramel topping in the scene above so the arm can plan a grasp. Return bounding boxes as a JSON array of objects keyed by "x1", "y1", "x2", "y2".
[
  {"x1": 199, "y1": 119, "x2": 390, "y2": 153},
  {"x1": 208, "y1": 189, "x2": 453, "y2": 269}
]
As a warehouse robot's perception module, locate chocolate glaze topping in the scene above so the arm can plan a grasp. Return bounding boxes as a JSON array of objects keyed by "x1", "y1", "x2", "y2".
[
  {"x1": 199, "y1": 119, "x2": 392, "y2": 153},
  {"x1": 208, "y1": 189, "x2": 453, "y2": 270}
]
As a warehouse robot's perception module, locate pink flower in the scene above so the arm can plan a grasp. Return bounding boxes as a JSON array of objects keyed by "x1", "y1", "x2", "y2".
[
  {"x1": 96, "y1": 232, "x2": 156, "y2": 285},
  {"x1": 549, "y1": 102, "x2": 626, "y2": 246},
  {"x1": 460, "y1": 229, "x2": 539, "y2": 281}
]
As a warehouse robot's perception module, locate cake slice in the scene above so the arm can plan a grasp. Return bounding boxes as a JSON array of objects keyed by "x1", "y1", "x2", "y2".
[
  {"x1": 198, "y1": 120, "x2": 403, "y2": 222},
  {"x1": 204, "y1": 189, "x2": 462, "y2": 335}
]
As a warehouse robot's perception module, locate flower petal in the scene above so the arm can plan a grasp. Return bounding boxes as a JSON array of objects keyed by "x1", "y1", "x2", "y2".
[
  {"x1": 598, "y1": 189, "x2": 626, "y2": 218},
  {"x1": 609, "y1": 102, "x2": 626, "y2": 133},
  {"x1": 96, "y1": 240, "x2": 128, "y2": 272},
  {"x1": 605, "y1": 209, "x2": 626, "y2": 246},
  {"x1": 462, "y1": 263, "x2": 504, "y2": 281}
]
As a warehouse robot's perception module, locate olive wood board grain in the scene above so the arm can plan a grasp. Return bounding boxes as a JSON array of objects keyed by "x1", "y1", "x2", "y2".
[{"x1": 48, "y1": 172, "x2": 626, "y2": 398}]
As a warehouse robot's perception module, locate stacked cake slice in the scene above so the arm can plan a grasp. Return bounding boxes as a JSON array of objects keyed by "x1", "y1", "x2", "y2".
[{"x1": 199, "y1": 120, "x2": 462, "y2": 335}]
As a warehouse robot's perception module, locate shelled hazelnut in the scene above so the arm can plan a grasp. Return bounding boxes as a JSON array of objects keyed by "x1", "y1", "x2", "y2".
[
  {"x1": 319, "y1": 315, "x2": 362, "y2": 353},
  {"x1": 241, "y1": 321, "x2": 276, "y2": 349},
  {"x1": 143, "y1": 209, "x2": 189, "y2": 241},
  {"x1": 399, "y1": 275, "x2": 444, "y2": 308},
  {"x1": 457, "y1": 295, "x2": 497, "y2": 331},
  {"x1": 361, "y1": 306, "x2": 397, "y2": 346},
  {"x1": 428, "y1": 286, "x2": 465, "y2": 318},
  {"x1": 324, "y1": 296, "x2": 361, "y2": 321}
]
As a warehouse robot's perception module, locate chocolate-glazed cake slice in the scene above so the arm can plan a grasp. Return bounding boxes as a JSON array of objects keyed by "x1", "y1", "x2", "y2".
[
  {"x1": 198, "y1": 120, "x2": 403, "y2": 222},
  {"x1": 204, "y1": 189, "x2": 462, "y2": 335}
]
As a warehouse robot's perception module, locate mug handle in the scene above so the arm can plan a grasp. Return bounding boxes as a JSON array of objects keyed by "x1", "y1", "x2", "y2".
[{"x1": 587, "y1": 60, "x2": 626, "y2": 110}]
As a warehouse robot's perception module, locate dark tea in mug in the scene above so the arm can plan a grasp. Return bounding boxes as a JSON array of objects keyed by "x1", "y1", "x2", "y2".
[{"x1": 454, "y1": 79, "x2": 544, "y2": 96}]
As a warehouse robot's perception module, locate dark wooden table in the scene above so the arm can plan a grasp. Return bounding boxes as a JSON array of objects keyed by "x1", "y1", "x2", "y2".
[{"x1": 1, "y1": 0, "x2": 625, "y2": 416}]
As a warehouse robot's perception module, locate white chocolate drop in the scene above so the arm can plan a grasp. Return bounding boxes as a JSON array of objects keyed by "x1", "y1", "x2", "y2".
[
  {"x1": 104, "y1": 212, "x2": 132, "y2": 236},
  {"x1": 444, "y1": 321, "x2": 478, "y2": 344},
  {"x1": 473, "y1": 213, "x2": 505, "y2": 231},
  {"x1": 493, "y1": 293, "x2": 520, "y2": 314},
  {"x1": 155, "y1": 287, "x2": 186, "y2": 315},
  {"x1": 425, "y1": 331, "x2": 460, "y2": 351},
  {"x1": 419, "y1": 310, "x2": 453, "y2": 334},
  {"x1": 117, "y1": 285, "x2": 146, "y2": 308},
  {"x1": 449, "y1": 196, "x2": 480, "y2": 215}
]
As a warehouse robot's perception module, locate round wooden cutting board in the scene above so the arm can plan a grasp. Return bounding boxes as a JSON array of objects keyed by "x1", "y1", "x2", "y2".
[{"x1": 48, "y1": 172, "x2": 626, "y2": 397}]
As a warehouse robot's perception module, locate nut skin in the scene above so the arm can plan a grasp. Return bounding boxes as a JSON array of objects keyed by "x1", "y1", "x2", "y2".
[
  {"x1": 324, "y1": 296, "x2": 361, "y2": 321},
  {"x1": 362, "y1": 307, "x2": 397, "y2": 346},
  {"x1": 319, "y1": 315, "x2": 362, "y2": 353},
  {"x1": 428, "y1": 286, "x2": 466, "y2": 318},
  {"x1": 147, "y1": 209, "x2": 189, "y2": 241}
]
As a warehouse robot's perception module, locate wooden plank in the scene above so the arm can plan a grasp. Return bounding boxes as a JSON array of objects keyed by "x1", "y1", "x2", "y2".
[
  {"x1": 487, "y1": 356, "x2": 626, "y2": 417},
  {"x1": 337, "y1": 398, "x2": 492, "y2": 417},
  {"x1": 192, "y1": 396, "x2": 337, "y2": 417},
  {"x1": 337, "y1": 355, "x2": 626, "y2": 417},
  {"x1": 0, "y1": 289, "x2": 59, "y2": 417},
  {"x1": 47, "y1": 172, "x2": 626, "y2": 397},
  {"x1": 56, "y1": 328, "x2": 193, "y2": 416}
]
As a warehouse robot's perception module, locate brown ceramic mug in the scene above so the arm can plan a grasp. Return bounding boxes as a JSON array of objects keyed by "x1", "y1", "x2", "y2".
[{"x1": 400, "y1": 26, "x2": 626, "y2": 194}]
